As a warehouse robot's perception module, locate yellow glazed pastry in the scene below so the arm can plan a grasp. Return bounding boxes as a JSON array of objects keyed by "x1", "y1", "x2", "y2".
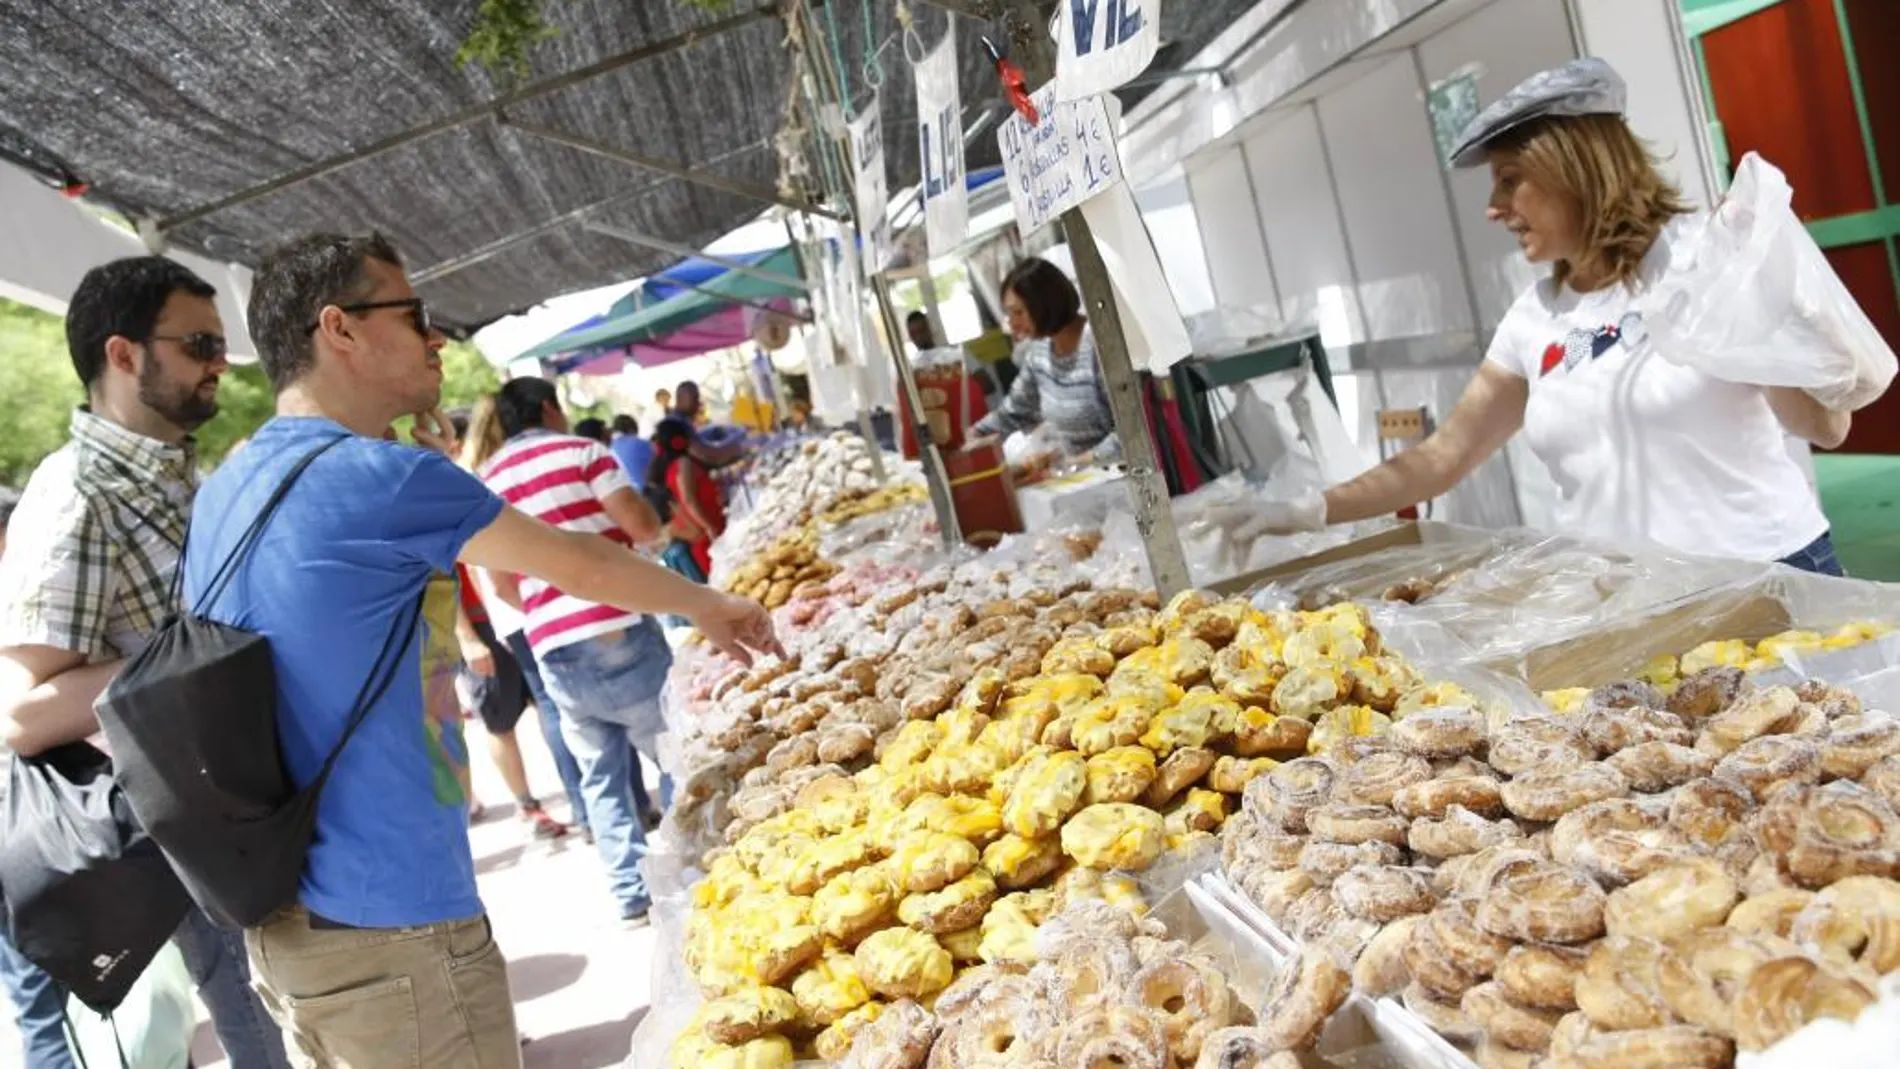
[{"x1": 1061, "y1": 803, "x2": 1167, "y2": 870}]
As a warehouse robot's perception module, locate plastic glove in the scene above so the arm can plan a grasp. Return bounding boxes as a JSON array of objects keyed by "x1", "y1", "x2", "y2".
[{"x1": 1231, "y1": 491, "x2": 1329, "y2": 542}]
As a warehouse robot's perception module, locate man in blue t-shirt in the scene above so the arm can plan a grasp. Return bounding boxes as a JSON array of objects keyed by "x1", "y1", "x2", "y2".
[
  {"x1": 610, "y1": 413, "x2": 654, "y2": 486},
  {"x1": 186, "y1": 233, "x2": 781, "y2": 1069}
]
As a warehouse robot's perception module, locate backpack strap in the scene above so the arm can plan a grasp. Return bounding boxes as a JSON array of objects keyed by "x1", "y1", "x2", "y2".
[
  {"x1": 311, "y1": 585, "x2": 428, "y2": 790},
  {"x1": 190, "y1": 436, "x2": 350, "y2": 615}
]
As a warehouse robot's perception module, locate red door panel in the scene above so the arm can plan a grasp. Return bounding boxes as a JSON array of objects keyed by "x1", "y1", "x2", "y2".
[
  {"x1": 1843, "y1": 0, "x2": 1900, "y2": 202},
  {"x1": 1702, "y1": 0, "x2": 1878, "y2": 220},
  {"x1": 1827, "y1": 242, "x2": 1900, "y2": 455}
]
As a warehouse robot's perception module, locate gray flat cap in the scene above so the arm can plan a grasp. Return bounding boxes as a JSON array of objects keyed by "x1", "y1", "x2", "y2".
[{"x1": 1448, "y1": 57, "x2": 1627, "y2": 168}]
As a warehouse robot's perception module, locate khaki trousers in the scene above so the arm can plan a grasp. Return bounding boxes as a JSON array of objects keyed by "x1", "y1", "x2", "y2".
[{"x1": 245, "y1": 907, "x2": 520, "y2": 1069}]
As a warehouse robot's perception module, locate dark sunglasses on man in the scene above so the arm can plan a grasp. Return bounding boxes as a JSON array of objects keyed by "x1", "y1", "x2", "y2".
[
  {"x1": 145, "y1": 332, "x2": 229, "y2": 363},
  {"x1": 305, "y1": 297, "x2": 434, "y2": 339}
]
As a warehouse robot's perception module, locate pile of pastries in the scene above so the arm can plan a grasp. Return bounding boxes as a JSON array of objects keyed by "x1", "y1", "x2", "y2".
[
  {"x1": 1541, "y1": 623, "x2": 1891, "y2": 712},
  {"x1": 672, "y1": 888, "x2": 1321, "y2": 1069},
  {"x1": 1222, "y1": 666, "x2": 1900, "y2": 1067},
  {"x1": 668, "y1": 591, "x2": 1500, "y2": 1065},
  {"x1": 817, "y1": 482, "x2": 927, "y2": 527},
  {"x1": 720, "y1": 527, "x2": 844, "y2": 610},
  {"x1": 716, "y1": 433, "x2": 892, "y2": 565}
]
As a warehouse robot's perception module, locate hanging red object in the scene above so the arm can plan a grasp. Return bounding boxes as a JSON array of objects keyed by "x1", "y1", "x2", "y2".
[
  {"x1": 59, "y1": 174, "x2": 89, "y2": 198},
  {"x1": 980, "y1": 36, "x2": 1040, "y2": 126}
]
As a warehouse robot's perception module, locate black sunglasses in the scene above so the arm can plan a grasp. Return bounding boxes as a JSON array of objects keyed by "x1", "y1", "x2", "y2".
[
  {"x1": 307, "y1": 298, "x2": 434, "y2": 338},
  {"x1": 145, "y1": 332, "x2": 229, "y2": 363}
]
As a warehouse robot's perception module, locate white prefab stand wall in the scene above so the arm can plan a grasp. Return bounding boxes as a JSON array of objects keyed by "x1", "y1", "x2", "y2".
[{"x1": 1117, "y1": 0, "x2": 1720, "y2": 531}]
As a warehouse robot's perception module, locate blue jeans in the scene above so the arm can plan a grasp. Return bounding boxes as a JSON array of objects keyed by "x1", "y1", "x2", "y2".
[
  {"x1": 658, "y1": 540, "x2": 707, "y2": 629},
  {"x1": 1779, "y1": 531, "x2": 1846, "y2": 576},
  {"x1": 174, "y1": 907, "x2": 291, "y2": 1069},
  {"x1": 507, "y1": 631, "x2": 589, "y2": 830},
  {"x1": 537, "y1": 622, "x2": 675, "y2": 915},
  {"x1": 0, "y1": 930, "x2": 73, "y2": 1069}
]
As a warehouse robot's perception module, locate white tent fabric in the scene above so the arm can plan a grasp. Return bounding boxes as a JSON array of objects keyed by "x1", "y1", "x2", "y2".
[{"x1": 0, "y1": 158, "x2": 258, "y2": 361}]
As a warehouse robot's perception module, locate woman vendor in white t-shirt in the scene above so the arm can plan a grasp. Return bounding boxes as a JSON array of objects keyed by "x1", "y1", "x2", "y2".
[{"x1": 1254, "y1": 58, "x2": 1875, "y2": 575}]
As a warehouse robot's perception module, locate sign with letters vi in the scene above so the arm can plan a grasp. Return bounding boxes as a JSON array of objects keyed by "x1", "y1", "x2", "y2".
[
  {"x1": 1055, "y1": 0, "x2": 1162, "y2": 102},
  {"x1": 998, "y1": 84, "x2": 1123, "y2": 237},
  {"x1": 915, "y1": 24, "x2": 968, "y2": 258},
  {"x1": 849, "y1": 97, "x2": 894, "y2": 272}
]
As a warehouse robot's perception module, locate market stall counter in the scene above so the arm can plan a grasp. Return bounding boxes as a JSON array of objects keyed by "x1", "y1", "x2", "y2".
[{"x1": 628, "y1": 451, "x2": 1900, "y2": 1069}]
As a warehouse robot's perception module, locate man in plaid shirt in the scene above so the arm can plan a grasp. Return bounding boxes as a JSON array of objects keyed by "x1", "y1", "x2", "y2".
[{"x1": 0, "y1": 258, "x2": 289, "y2": 1069}]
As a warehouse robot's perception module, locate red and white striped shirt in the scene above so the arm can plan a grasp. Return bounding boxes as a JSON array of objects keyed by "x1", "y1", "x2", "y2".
[{"x1": 480, "y1": 430, "x2": 640, "y2": 656}]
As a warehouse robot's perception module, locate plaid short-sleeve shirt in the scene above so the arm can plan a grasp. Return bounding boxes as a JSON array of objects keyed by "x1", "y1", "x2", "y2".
[{"x1": 0, "y1": 409, "x2": 195, "y2": 660}]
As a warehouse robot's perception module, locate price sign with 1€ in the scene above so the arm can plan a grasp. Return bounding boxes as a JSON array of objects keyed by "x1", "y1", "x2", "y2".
[{"x1": 997, "y1": 84, "x2": 1123, "y2": 236}]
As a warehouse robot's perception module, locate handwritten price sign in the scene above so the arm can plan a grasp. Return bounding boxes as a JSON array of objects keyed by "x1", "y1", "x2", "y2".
[{"x1": 998, "y1": 85, "x2": 1123, "y2": 236}]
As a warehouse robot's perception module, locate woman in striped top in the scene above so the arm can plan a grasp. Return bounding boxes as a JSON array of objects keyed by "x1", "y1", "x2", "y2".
[{"x1": 972, "y1": 258, "x2": 1120, "y2": 463}]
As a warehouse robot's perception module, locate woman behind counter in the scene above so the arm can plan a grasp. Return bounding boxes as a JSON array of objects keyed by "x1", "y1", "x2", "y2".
[
  {"x1": 972, "y1": 258, "x2": 1120, "y2": 465},
  {"x1": 1245, "y1": 57, "x2": 1876, "y2": 575}
]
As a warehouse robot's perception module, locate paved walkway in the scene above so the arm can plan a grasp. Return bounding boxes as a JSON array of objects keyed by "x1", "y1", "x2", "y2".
[{"x1": 2, "y1": 723, "x2": 658, "y2": 1069}]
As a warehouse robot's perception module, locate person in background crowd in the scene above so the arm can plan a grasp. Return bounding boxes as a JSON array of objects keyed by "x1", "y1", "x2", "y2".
[
  {"x1": 381, "y1": 421, "x2": 479, "y2": 828},
  {"x1": 671, "y1": 380, "x2": 702, "y2": 424},
  {"x1": 481, "y1": 376, "x2": 687, "y2": 925},
  {"x1": 0, "y1": 257, "x2": 291, "y2": 1069},
  {"x1": 459, "y1": 399, "x2": 592, "y2": 843},
  {"x1": 187, "y1": 233, "x2": 777, "y2": 1066},
  {"x1": 972, "y1": 257, "x2": 1119, "y2": 464},
  {"x1": 435, "y1": 409, "x2": 569, "y2": 841},
  {"x1": 1242, "y1": 59, "x2": 1862, "y2": 575},
  {"x1": 573, "y1": 416, "x2": 609, "y2": 445},
  {"x1": 649, "y1": 416, "x2": 724, "y2": 579},
  {"x1": 609, "y1": 414, "x2": 653, "y2": 487},
  {"x1": 905, "y1": 309, "x2": 936, "y2": 353}
]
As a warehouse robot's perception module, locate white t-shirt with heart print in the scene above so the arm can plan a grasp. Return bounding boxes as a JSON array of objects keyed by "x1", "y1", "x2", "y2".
[{"x1": 1484, "y1": 214, "x2": 1828, "y2": 563}]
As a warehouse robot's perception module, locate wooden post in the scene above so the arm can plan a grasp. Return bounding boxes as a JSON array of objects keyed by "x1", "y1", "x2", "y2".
[{"x1": 951, "y1": 0, "x2": 1194, "y2": 596}]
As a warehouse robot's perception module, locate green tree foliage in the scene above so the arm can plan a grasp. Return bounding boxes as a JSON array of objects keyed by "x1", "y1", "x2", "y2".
[
  {"x1": 0, "y1": 296, "x2": 505, "y2": 483},
  {"x1": 0, "y1": 298, "x2": 84, "y2": 487}
]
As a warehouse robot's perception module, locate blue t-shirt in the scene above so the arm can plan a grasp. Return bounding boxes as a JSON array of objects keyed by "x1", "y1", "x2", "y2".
[
  {"x1": 184, "y1": 417, "x2": 505, "y2": 928},
  {"x1": 611, "y1": 434, "x2": 655, "y2": 487}
]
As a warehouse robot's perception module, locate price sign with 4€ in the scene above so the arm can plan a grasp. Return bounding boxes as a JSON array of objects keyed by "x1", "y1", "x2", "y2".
[{"x1": 997, "y1": 85, "x2": 1122, "y2": 236}]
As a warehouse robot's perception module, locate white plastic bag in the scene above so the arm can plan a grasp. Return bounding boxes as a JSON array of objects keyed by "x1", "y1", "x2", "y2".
[
  {"x1": 1642, "y1": 152, "x2": 1896, "y2": 411},
  {"x1": 65, "y1": 942, "x2": 195, "y2": 1069}
]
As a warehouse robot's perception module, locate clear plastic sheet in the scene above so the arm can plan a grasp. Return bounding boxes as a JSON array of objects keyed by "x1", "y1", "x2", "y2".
[
  {"x1": 1735, "y1": 974, "x2": 1900, "y2": 1069},
  {"x1": 622, "y1": 865, "x2": 703, "y2": 1069},
  {"x1": 1505, "y1": 566, "x2": 1900, "y2": 692}
]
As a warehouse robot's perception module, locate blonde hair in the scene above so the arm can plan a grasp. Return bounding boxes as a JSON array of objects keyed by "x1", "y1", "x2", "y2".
[
  {"x1": 1495, "y1": 113, "x2": 1691, "y2": 289},
  {"x1": 459, "y1": 394, "x2": 506, "y2": 472}
]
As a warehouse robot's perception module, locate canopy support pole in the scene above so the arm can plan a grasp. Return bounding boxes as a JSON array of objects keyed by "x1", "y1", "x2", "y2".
[
  {"x1": 964, "y1": 0, "x2": 1194, "y2": 597},
  {"x1": 158, "y1": 5, "x2": 782, "y2": 232},
  {"x1": 500, "y1": 118, "x2": 845, "y2": 222}
]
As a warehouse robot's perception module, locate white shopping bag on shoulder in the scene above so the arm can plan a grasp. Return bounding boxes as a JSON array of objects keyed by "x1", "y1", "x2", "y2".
[{"x1": 1641, "y1": 152, "x2": 1895, "y2": 411}]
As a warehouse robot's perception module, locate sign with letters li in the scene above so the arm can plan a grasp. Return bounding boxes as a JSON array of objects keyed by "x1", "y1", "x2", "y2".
[
  {"x1": 998, "y1": 84, "x2": 1123, "y2": 236},
  {"x1": 1055, "y1": 0, "x2": 1161, "y2": 102},
  {"x1": 915, "y1": 25, "x2": 968, "y2": 258},
  {"x1": 849, "y1": 97, "x2": 893, "y2": 272}
]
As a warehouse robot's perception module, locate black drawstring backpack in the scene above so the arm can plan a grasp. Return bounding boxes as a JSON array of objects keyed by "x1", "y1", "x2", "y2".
[{"x1": 95, "y1": 435, "x2": 424, "y2": 929}]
